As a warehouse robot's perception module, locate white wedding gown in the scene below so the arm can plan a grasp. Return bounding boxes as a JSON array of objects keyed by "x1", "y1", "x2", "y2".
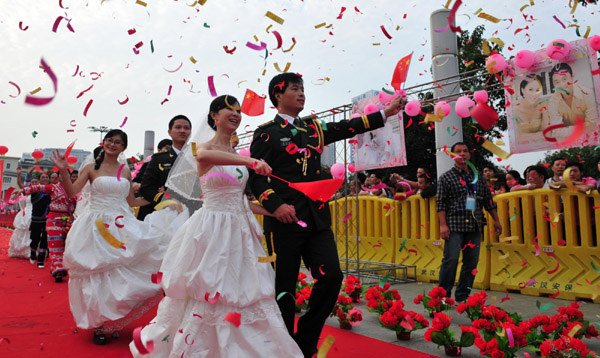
[
  {"x1": 8, "y1": 196, "x2": 32, "y2": 259},
  {"x1": 130, "y1": 165, "x2": 302, "y2": 358},
  {"x1": 64, "y1": 176, "x2": 189, "y2": 332}
]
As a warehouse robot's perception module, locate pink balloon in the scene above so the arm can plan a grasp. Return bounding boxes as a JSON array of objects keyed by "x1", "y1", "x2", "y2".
[
  {"x1": 434, "y1": 101, "x2": 451, "y2": 117},
  {"x1": 238, "y1": 148, "x2": 250, "y2": 157},
  {"x1": 589, "y1": 35, "x2": 600, "y2": 51},
  {"x1": 405, "y1": 100, "x2": 421, "y2": 117},
  {"x1": 363, "y1": 103, "x2": 380, "y2": 115},
  {"x1": 485, "y1": 54, "x2": 506, "y2": 74},
  {"x1": 473, "y1": 90, "x2": 488, "y2": 104},
  {"x1": 455, "y1": 96, "x2": 475, "y2": 118},
  {"x1": 330, "y1": 163, "x2": 346, "y2": 179},
  {"x1": 546, "y1": 39, "x2": 570, "y2": 60},
  {"x1": 514, "y1": 50, "x2": 535, "y2": 69},
  {"x1": 347, "y1": 163, "x2": 355, "y2": 173}
]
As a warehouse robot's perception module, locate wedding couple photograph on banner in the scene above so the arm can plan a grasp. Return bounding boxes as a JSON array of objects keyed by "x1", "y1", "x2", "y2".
[
  {"x1": 351, "y1": 90, "x2": 407, "y2": 171},
  {"x1": 505, "y1": 38, "x2": 600, "y2": 154}
]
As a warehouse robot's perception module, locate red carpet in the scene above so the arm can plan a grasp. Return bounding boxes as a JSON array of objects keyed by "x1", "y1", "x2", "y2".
[{"x1": 0, "y1": 229, "x2": 435, "y2": 357}]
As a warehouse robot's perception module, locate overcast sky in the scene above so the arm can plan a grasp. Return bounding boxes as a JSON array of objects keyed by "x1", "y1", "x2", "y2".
[{"x1": 1, "y1": 0, "x2": 597, "y2": 174}]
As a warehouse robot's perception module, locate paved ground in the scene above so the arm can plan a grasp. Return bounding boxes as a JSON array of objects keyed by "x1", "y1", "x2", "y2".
[{"x1": 311, "y1": 276, "x2": 600, "y2": 357}]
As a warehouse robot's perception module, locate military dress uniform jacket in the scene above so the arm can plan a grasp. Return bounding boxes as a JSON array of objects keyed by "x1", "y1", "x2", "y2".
[
  {"x1": 137, "y1": 147, "x2": 177, "y2": 220},
  {"x1": 248, "y1": 112, "x2": 385, "y2": 233}
]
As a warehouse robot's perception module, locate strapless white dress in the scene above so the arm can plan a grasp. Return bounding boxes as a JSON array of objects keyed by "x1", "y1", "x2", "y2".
[
  {"x1": 130, "y1": 165, "x2": 302, "y2": 358},
  {"x1": 8, "y1": 196, "x2": 32, "y2": 259},
  {"x1": 64, "y1": 176, "x2": 189, "y2": 332}
]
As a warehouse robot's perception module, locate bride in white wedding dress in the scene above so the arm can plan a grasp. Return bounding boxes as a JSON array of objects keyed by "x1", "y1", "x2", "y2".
[
  {"x1": 51, "y1": 130, "x2": 189, "y2": 345},
  {"x1": 130, "y1": 95, "x2": 303, "y2": 358}
]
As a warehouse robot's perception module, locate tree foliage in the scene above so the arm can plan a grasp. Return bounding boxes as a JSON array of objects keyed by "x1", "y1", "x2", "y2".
[{"x1": 542, "y1": 146, "x2": 600, "y2": 179}]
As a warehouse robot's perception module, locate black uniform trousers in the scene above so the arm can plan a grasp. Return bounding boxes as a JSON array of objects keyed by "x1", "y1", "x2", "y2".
[{"x1": 267, "y1": 227, "x2": 343, "y2": 357}]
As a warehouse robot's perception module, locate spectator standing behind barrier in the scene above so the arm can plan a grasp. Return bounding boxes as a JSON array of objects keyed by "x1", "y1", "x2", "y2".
[
  {"x1": 550, "y1": 162, "x2": 596, "y2": 193},
  {"x1": 505, "y1": 170, "x2": 526, "y2": 189},
  {"x1": 511, "y1": 165, "x2": 549, "y2": 192},
  {"x1": 482, "y1": 165, "x2": 496, "y2": 194},
  {"x1": 416, "y1": 174, "x2": 436, "y2": 199},
  {"x1": 436, "y1": 142, "x2": 502, "y2": 302},
  {"x1": 547, "y1": 159, "x2": 566, "y2": 185}
]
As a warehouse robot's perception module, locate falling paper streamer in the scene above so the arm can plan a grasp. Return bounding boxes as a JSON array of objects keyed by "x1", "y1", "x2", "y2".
[
  {"x1": 25, "y1": 58, "x2": 57, "y2": 106},
  {"x1": 265, "y1": 11, "x2": 284, "y2": 25},
  {"x1": 95, "y1": 218, "x2": 126, "y2": 249},
  {"x1": 546, "y1": 252, "x2": 560, "y2": 274},
  {"x1": 151, "y1": 272, "x2": 163, "y2": 284},
  {"x1": 116, "y1": 164, "x2": 125, "y2": 182},
  {"x1": 519, "y1": 279, "x2": 537, "y2": 289},
  {"x1": 316, "y1": 335, "x2": 335, "y2": 358},
  {"x1": 133, "y1": 327, "x2": 154, "y2": 354},
  {"x1": 154, "y1": 200, "x2": 183, "y2": 212},
  {"x1": 207, "y1": 76, "x2": 218, "y2": 97},
  {"x1": 204, "y1": 292, "x2": 220, "y2": 304}
]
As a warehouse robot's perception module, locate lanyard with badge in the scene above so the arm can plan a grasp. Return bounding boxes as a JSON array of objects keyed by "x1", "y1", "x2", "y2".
[{"x1": 463, "y1": 174, "x2": 477, "y2": 211}]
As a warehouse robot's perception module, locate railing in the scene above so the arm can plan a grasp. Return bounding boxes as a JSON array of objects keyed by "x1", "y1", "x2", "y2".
[{"x1": 257, "y1": 189, "x2": 600, "y2": 303}]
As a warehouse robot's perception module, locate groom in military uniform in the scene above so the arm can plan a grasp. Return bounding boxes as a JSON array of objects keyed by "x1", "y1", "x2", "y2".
[
  {"x1": 137, "y1": 115, "x2": 191, "y2": 220},
  {"x1": 248, "y1": 72, "x2": 404, "y2": 357}
]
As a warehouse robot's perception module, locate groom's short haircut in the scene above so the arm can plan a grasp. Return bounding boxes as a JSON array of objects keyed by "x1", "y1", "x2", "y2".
[
  {"x1": 268, "y1": 72, "x2": 303, "y2": 107},
  {"x1": 168, "y1": 115, "x2": 192, "y2": 130}
]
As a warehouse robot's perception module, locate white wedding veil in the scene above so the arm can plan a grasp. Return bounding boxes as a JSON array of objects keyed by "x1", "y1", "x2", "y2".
[{"x1": 165, "y1": 113, "x2": 217, "y2": 206}]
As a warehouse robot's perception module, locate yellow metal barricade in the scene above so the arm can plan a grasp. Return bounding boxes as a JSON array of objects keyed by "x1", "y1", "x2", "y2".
[{"x1": 489, "y1": 189, "x2": 600, "y2": 303}]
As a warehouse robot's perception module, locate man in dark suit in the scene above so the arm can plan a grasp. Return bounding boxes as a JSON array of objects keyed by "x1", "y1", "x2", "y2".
[
  {"x1": 248, "y1": 72, "x2": 404, "y2": 357},
  {"x1": 137, "y1": 115, "x2": 191, "y2": 220}
]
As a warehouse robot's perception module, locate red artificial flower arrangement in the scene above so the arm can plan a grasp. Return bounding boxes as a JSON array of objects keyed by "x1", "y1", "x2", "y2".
[
  {"x1": 295, "y1": 272, "x2": 313, "y2": 311},
  {"x1": 341, "y1": 275, "x2": 363, "y2": 302},
  {"x1": 330, "y1": 294, "x2": 363, "y2": 327},
  {"x1": 473, "y1": 320, "x2": 531, "y2": 358},
  {"x1": 414, "y1": 286, "x2": 455, "y2": 316},
  {"x1": 379, "y1": 300, "x2": 429, "y2": 334},
  {"x1": 365, "y1": 283, "x2": 401, "y2": 315},
  {"x1": 455, "y1": 290, "x2": 488, "y2": 321},
  {"x1": 540, "y1": 335, "x2": 599, "y2": 358},
  {"x1": 423, "y1": 312, "x2": 477, "y2": 353}
]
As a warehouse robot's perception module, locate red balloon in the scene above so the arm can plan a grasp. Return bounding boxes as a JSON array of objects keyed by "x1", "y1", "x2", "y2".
[
  {"x1": 67, "y1": 156, "x2": 78, "y2": 165},
  {"x1": 471, "y1": 103, "x2": 499, "y2": 131},
  {"x1": 0, "y1": 146, "x2": 8, "y2": 156},
  {"x1": 32, "y1": 150, "x2": 44, "y2": 161}
]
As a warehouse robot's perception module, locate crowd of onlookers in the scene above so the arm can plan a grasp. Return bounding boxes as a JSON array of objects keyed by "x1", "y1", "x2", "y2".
[{"x1": 332, "y1": 156, "x2": 600, "y2": 202}]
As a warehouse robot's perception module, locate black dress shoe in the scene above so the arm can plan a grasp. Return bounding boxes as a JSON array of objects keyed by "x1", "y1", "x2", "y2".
[
  {"x1": 54, "y1": 272, "x2": 63, "y2": 283},
  {"x1": 93, "y1": 332, "x2": 107, "y2": 345}
]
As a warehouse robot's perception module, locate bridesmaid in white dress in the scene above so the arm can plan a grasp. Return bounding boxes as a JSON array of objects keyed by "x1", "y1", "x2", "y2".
[
  {"x1": 130, "y1": 95, "x2": 303, "y2": 358},
  {"x1": 51, "y1": 129, "x2": 189, "y2": 346},
  {"x1": 8, "y1": 194, "x2": 33, "y2": 259}
]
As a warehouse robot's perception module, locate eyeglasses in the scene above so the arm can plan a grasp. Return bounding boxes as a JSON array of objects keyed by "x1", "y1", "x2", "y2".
[{"x1": 105, "y1": 138, "x2": 124, "y2": 146}]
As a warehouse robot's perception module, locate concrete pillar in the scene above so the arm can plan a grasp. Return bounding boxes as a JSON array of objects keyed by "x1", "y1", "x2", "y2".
[
  {"x1": 430, "y1": 9, "x2": 463, "y2": 177},
  {"x1": 144, "y1": 130, "x2": 155, "y2": 159}
]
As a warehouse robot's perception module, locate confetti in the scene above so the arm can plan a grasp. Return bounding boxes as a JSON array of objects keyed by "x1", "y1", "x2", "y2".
[
  {"x1": 282, "y1": 37, "x2": 297, "y2": 53},
  {"x1": 482, "y1": 140, "x2": 512, "y2": 160},
  {"x1": 380, "y1": 25, "x2": 392, "y2": 39},
  {"x1": 18, "y1": 21, "x2": 28, "y2": 31},
  {"x1": 207, "y1": 76, "x2": 218, "y2": 97},
  {"x1": 25, "y1": 58, "x2": 57, "y2": 106},
  {"x1": 8, "y1": 81, "x2": 20, "y2": 98},
  {"x1": 265, "y1": 11, "x2": 284, "y2": 25},
  {"x1": 136, "y1": 0, "x2": 147, "y2": 6},
  {"x1": 224, "y1": 312, "x2": 242, "y2": 327},
  {"x1": 95, "y1": 218, "x2": 126, "y2": 249},
  {"x1": 342, "y1": 212, "x2": 352, "y2": 223},
  {"x1": 114, "y1": 215, "x2": 125, "y2": 228},
  {"x1": 398, "y1": 237, "x2": 407, "y2": 252},
  {"x1": 549, "y1": 290, "x2": 560, "y2": 299},
  {"x1": 154, "y1": 200, "x2": 183, "y2": 212},
  {"x1": 546, "y1": 252, "x2": 560, "y2": 274},
  {"x1": 297, "y1": 220, "x2": 307, "y2": 228},
  {"x1": 317, "y1": 335, "x2": 335, "y2": 358},
  {"x1": 83, "y1": 99, "x2": 93, "y2": 117},
  {"x1": 204, "y1": 292, "x2": 220, "y2": 304},
  {"x1": 116, "y1": 163, "x2": 125, "y2": 181},
  {"x1": 448, "y1": 0, "x2": 463, "y2": 33},
  {"x1": 119, "y1": 117, "x2": 128, "y2": 128},
  {"x1": 133, "y1": 327, "x2": 154, "y2": 354},
  {"x1": 519, "y1": 279, "x2": 537, "y2": 289},
  {"x1": 52, "y1": 16, "x2": 74, "y2": 33},
  {"x1": 164, "y1": 62, "x2": 183, "y2": 73},
  {"x1": 318, "y1": 264, "x2": 326, "y2": 275},
  {"x1": 592, "y1": 261, "x2": 600, "y2": 274},
  {"x1": 151, "y1": 272, "x2": 163, "y2": 284},
  {"x1": 246, "y1": 41, "x2": 267, "y2": 51},
  {"x1": 478, "y1": 12, "x2": 501, "y2": 23}
]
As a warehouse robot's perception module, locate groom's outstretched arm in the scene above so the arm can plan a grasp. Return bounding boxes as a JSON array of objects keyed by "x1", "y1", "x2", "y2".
[{"x1": 248, "y1": 126, "x2": 285, "y2": 214}]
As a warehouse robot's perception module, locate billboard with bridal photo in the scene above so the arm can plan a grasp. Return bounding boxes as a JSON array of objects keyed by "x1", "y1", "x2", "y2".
[
  {"x1": 351, "y1": 90, "x2": 407, "y2": 171},
  {"x1": 505, "y1": 39, "x2": 600, "y2": 154}
]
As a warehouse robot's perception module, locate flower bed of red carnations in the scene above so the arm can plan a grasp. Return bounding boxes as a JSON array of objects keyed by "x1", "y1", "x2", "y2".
[{"x1": 296, "y1": 273, "x2": 600, "y2": 357}]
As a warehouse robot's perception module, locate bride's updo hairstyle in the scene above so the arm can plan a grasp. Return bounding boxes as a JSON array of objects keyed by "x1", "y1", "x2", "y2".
[
  {"x1": 207, "y1": 95, "x2": 240, "y2": 130},
  {"x1": 95, "y1": 129, "x2": 128, "y2": 170}
]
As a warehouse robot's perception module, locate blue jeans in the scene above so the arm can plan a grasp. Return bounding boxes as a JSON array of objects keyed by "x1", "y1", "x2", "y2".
[{"x1": 438, "y1": 231, "x2": 481, "y2": 302}]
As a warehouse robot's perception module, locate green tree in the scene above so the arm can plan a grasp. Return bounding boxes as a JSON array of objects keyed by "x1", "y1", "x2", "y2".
[{"x1": 542, "y1": 146, "x2": 600, "y2": 178}]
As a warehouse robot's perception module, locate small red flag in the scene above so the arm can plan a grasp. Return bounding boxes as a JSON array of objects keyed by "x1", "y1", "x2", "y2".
[
  {"x1": 241, "y1": 89, "x2": 266, "y2": 116},
  {"x1": 391, "y1": 53, "x2": 412, "y2": 90}
]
